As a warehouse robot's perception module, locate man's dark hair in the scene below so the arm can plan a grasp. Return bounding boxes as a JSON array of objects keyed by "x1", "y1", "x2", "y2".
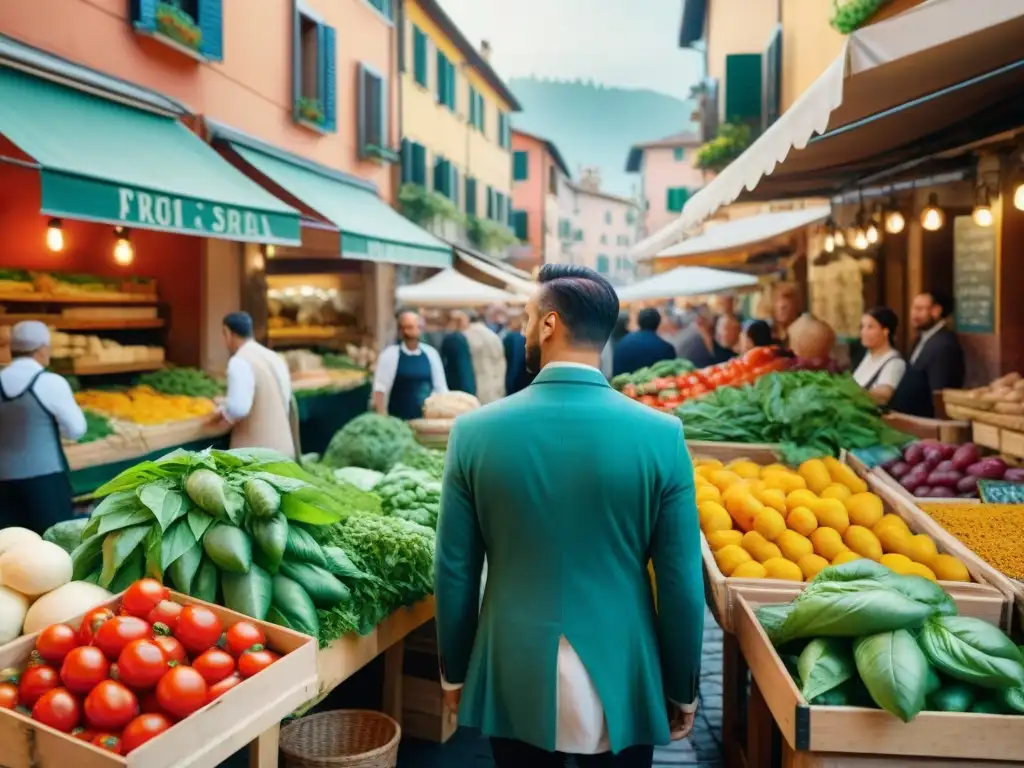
[
  {"x1": 536, "y1": 264, "x2": 619, "y2": 349},
  {"x1": 742, "y1": 319, "x2": 774, "y2": 348},
  {"x1": 223, "y1": 312, "x2": 254, "y2": 339},
  {"x1": 924, "y1": 291, "x2": 954, "y2": 319},
  {"x1": 637, "y1": 307, "x2": 662, "y2": 332}
]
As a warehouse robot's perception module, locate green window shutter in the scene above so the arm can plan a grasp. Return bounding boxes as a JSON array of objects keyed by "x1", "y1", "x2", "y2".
[
  {"x1": 291, "y1": 3, "x2": 301, "y2": 122},
  {"x1": 478, "y1": 93, "x2": 486, "y2": 133},
  {"x1": 413, "y1": 27, "x2": 428, "y2": 87},
  {"x1": 368, "y1": 0, "x2": 393, "y2": 20},
  {"x1": 468, "y1": 86, "x2": 476, "y2": 126},
  {"x1": 400, "y1": 139, "x2": 411, "y2": 182},
  {"x1": 357, "y1": 66, "x2": 385, "y2": 154},
  {"x1": 412, "y1": 142, "x2": 426, "y2": 185},
  {"x1": 574, "y1": 229, "x2": 583, "y2": 242},
  {"x1": 131, "y1": 0, "x2": 158, "y2": 32},
  {"x1": 513, "y1": 151, "x2": 529, "y2": 181},
  {"x1": 436, "y1": 51, "x2": 446, "y2": 103},
  {"x1": 319, "y1": 24, "x2": 337, "y2": 132},
  {"x1": 447, "y1": 62, "x2": 456, "y2": 110},
  {"x1": 673, "y1": 147, "x2": 684, "y2": 161},
  {"x1": 763, "y1": 25, "x2": 782, "y2": 130},
  {"x1": 197, "y1": 0, "x2": 223, "y2": 61},
  {"x1": 725, "y1": 52, "x2": 763, "y2": 127},
  {"x1": 466, "y1": 177, "x2": 477, "y2": 216},
  {"x1": 451, "y1": 166, "x2": 460, "y2": 206},
  {"x1": 513, "y1": 211, "x2": 528, "y2": 240},
  {"x1": 596, "y1": 255, "x2": 609, "y2": 274}
]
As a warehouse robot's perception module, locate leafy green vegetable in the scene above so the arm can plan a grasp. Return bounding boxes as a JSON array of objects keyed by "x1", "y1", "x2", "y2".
[
  {"x1": 167, "y1": 540, "x2": 203, "y2": 594},
  {"x1": 110, "y1": 547, "x2": 145, "y2": 593},
  {"x1": 397, "y1": 446, "x2": 445, "y2": 480},
  {"x1": 918, "y1": 615, "x2": 1024, "y2": 690},
  {"x1": 322, "y1": 413, "x2": 417, "y2": 472},
  {"x1": 136, "y1": 367, "x2": 224, "y2": 398},
  {"x1": 854, "y1": 630, "x2": 929, "y2": 722},
  {"x1": 185, "y1": 470, "x2": 232, "y2": 518},
  {"x1": 280, "y1": 485, "x2": 347, "y2": 525},
  {"x1": 810, "y1": 560, "x2": 956, "y2": 617},
  {"x1": 1000, "y1": 686, "x2": 1024, "y2": 714},
  {"x1": 279, "y1": 561, "x2": 351, "y2": 608},
  {"x1": 285, "y1": 525, "x2": 327, "y2": 567},
  {"x1": 203, "y1": 524, "x2": 253, "y2": 574},
  {"x1": 160, "y1": 518, "x2": 197, "y2": 572},
  {"x1": 79, "y1": 410, "x2": 114, "y2": 444},
  {"x1": 332, "y1": 467, "x2": 384, "y2": 491},
  {"x1": 192, "y1": 556, "x2": 219, "y2": 603},
  {"x1": 138, "y1": 483, "x2": 187, "y2": 531},
  {"x1": 376, "y1": 465, "x2": 442, "y2": 528},
  {"x1": 271, "y1": 574, "x2": 319, "y2": 638},
  {"x1": 222, "y1": 564, "x2": 272, "y2": 620},
  {"x1": 322, "y1": 546, "x2": 373, "y2": 582},
  {"x1": 250, "y1": 514, "x2": 288, "y2": 573},
  {"x1": 927, "y1": 684, "x2": 976, "y2": 712},
  {"x1": 42, "y1": 518, "x2": 88, "y2": 553},
  {"x1": 798, "y1": 638, "x2": 855, "y2": 702},
  {"x1": 757, "y1": 604, "x2": 795, "y2": 646},
  {"x1": 244, "y1": 478, "x2": 281, "y2": 519},
  {"x1": 100, "y1": 524, "x2": 151, "y2": 589}
]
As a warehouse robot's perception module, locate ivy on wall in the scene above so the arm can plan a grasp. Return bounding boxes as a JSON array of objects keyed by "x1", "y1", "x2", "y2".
[
  {"x1": 830, "y1": 0, "x2": 894, "y2": 34},
  {"x1": 695, "y1": 123, "x2": 752, "y2": 172},
  {"x1": 397, "y1": 184, "x2": 463, "y2": 228}
]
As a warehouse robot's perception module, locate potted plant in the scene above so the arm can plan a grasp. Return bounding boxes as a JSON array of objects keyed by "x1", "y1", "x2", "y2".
[
  {"x1": 155, "y1": 0, "x2": 203, "y2": 52},
  {"x1": 297, "y1": 97, "x2": 325, "y2": 125}
]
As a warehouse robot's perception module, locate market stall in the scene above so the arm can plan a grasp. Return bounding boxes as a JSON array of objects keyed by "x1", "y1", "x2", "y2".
[
  {"x1": 395, "y1": 268, "x2": 525, "y2": 308},
  {"x1": 614, "y1": 266, "x2": 759, "y2": 304}
]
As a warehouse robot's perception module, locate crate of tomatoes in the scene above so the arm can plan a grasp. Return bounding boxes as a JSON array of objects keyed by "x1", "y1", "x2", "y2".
[{"x1": 0, "y1": 578, "x2": 317, "y2": 768}]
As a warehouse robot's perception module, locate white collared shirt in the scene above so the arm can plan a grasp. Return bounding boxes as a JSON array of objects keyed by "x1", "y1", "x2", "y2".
[
  {"x1": 222, "y1": 341, "x2": 292, "y2": 424},
  {"x1": 442, "y1": 361, "x2": 694, "y2": 755},
  {"x1": 0, "y1": 358, "x2": 87, "y2": 441},
  {"x1": 372, "y1": 342, "x2": 448, "y2": 403},
  {"x1": 910, "y1": 322, "x2": 945, "y2": 365}
]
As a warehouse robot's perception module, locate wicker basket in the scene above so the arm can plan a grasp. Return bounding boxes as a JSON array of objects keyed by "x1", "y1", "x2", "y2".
[{"x1": 280, "y1": 710, "x2": 401, "y2": 768}]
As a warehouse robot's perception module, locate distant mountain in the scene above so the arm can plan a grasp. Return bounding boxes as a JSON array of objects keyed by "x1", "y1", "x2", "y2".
[{"x1": 509, "y1": 77, "x2": 697, "y2": 197}]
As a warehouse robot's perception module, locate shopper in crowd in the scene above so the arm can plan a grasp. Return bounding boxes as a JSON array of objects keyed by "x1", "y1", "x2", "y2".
[
  {"x1": 502, "y1": 311, "x2": 533, "y2": 395},
  {"x1": 675, "y1": 306, "x2": 723, "y2": 369},
  {"x1": 852, "y1": 307, "x2": 905, "y2": 406},
  {"x1": 440, "y1": 310, "x2": 476, "y2": 396},
  {"x1": 739, "y1": 319, "x2": 775, "y2": 354},
  {"x1": 0, "y1": 322, "x2": 87, "y2": 533},
  {"x1": 218, "y1": 312, "x2": 297, "y2": 457},
  {"x1": 463, "y1": 310, "x2": 507, "y2": 404},
  {"x1": 612, "y1": 307, "x2": 676, "y2": 376},
  {"x1": 600, "y1": 311, "x2": 630, "y2": 379},
  {"x1": 373, "y1": 309, "x2": 448, "y2": 419},
  {"x1": 435, "y1": 264, "x2": 703, "y2": 768},
  {"x1": 484, "y1": 303, "x2": 508, "y2": 338},
  {"x1": 770, "y1": 283, "x2": 801, "y2": 346},
  {"x1": 714, "y1": 314, "x2": 742, "y2": 361}
]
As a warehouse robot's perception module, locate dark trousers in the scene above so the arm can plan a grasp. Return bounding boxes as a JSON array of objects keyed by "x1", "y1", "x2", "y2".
[
  {"x1": 490, "y1": 738, "x2": 654, "y2": 768},
  {"x1": 0, "y1": 472, "x2": 74, "y2": 535}
]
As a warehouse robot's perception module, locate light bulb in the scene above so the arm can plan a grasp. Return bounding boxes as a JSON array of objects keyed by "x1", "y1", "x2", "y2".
[
  {"x1": 1014, "y1": 183, "x2": 1024, "y2": 212},
  {"x1": 885, "y1": 210, "x2": 905, "y2": 234},
  {"x1": 45, "y1": 219, "x2": 64, "y2": 252},
  {"x1": 824, "y1": 233, "x2": 835, "y2": 253},
  {"x1": 265, "y1": 244, "x2": 276, "y2": 258},
  {"x1": 972, "y1": 205, "x2": 993, "y2": 228},
  {"x1": 113, "y1": 237, "x2": 134, "y2": 265},
  {"x1": 834, "y1": 229, "x2": 846, "y2": 247},
  {"x1": 853, "y1": 229, "x2": 868, "y2": 250},
  {"x1": 866, "y1": 222, "x2": 880, "y2": 244},
  {"x1": 920, "y1": 194, "x2": 945, "y2": 231}
]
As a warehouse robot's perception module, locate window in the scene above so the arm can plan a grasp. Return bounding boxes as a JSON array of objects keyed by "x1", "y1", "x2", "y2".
[
  {"x1": 558, "y1": 219, "x2": 571, "y2": 239},
  {"x1": 364, "y1": 0, "x2": 393, "y2": 20},
  {"x1": 497, "y1": 111, "x2": 511, "y2": 149},
  {"x1": 433, "y1": 156, "x2": 453, "y2": 197},
  {"x1": 468, "y1": 87, "x2": 485, "y2": 131},
  {"x1": 291, "y1": 4, "x2": 336, "y2": 131},
  {"x1": 596, "y1": 255, "x2": 609, "y2": 274},
  {"x1": 400, "y1": 140, "x2": 427, "y2": 185},
  {"x1": 512, "y1": 211, "x2": 528, "y2": 240},
  {"x1": 358, "y1": 65, "x2": 389, "y2": 159},
  {"x1": 626, "y1": 209, "x2": 636, "y2": 225},
  {"x1": 600, "y1": 234, "x2": 607, "y2": 245},
  {"x1": 604, "y1": 211, "x2": 612, "y2": 224},
  {"x1": 465, "y1": 177, "x2": 477, "y2": 216},
  {"x1": 486, "y1": 186, "x2": 494, "y2": 219},
  {"x1": 573, "y1": 229, "x2": 583, "y2": 242},
  {"x1": 513, "y1": 151, "x2": 529, "y2": 181},
  {"x1": 436, "y1": 51, "x2": 456, "y2": 110},
  {"x1": 131, "y1": 0, "x2": 223, "y2": 61},
  {"x1": 725, "y1": 52, "x2": 763, "y2": 126},
  {"x1": 673, "y1": 147, "x2": 685, "y2": 161},
  {"x1": 494, "y1": 193, "x2": 506, "y2": 223},
  {"x1": 548, "y1": 164, "x2": 558, "y2": 194},
  {"x1": 412, "y1": 26, "x2": 429, "y2": 87},
  {"x1": 667, "y1": 187, "x2": 691, "y2": 213}
]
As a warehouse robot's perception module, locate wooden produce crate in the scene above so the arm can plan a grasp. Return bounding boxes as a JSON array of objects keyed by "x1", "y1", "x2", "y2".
[
  {"x1": 400, "y1": 620, "x2": 457, "y2": 744},
  {"x1": 63, "y1": 424, "x2": 148, "y2": 471},
  {"x1": 733, "y1": 593, "x2": 1024, "y2": 767},
  {"x1": 0, "y1": 591, "x2": 317, "y2": 768},
  {"x1": 687, "y1": 440, "x2": 782, "y2": 465},
  {"x1": 883, "y1": 411, "x2": 971, "y2": 444},
  {"x1": 140, "y1": 416, "x2": 229, "y2": 456}
]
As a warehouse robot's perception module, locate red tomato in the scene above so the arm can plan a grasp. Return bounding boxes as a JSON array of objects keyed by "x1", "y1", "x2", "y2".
[
  {"x1": 32, "y1": 687, "x2": 81, "y2": 733},
  {"x1": 91, "y1": 733, "x2": 122, "y2": 754},
  {"x1": 147, "y1": 600, "x2": 182, "y2": 631},
  {"x1": 35, "y1": 624, "x2": 79, "y2": 665},
  {"x1": 237, "y1": 646, "x2": 279, "y2": 679},
  {"x1": 19, "y1": 664, "x2": 59, "y2": 708},
  {"x1": 621, "y1": 383, "x2": 637, "y2": 398},
  {"x1": 84, "y1": 680, "x2": 138, "y2": 731},
  {"x1": 173, "y1": 605, "x2": 222, "y2": 656},
  {"x1": 71, "y1": 726, "x2": 95, "y2": 742},
  {"x1": 121, "y1": 712, "x2": 172, "y2": 754},
  {"x1": 192, "y1": 648, "x2": 235, "y2": 685},
  {"x1": 78, "y1": 607, "x2": 115, "y2": 646},
  {"x1": 638, "y1": 395, "x2": 657, "y2": 407},
  {"x1": 206, "y1": 673, "x2": 242, "y2": 703},
  {"x1": 138, "y1": 691, "x2": 164, "y2": 715},
  {"x1": 223, "y1": 621, "x2": 265, "y2": 658},
  {"x1": 151, "y1": 634, "x2": 187, "y2": 665},
  {"x1": 156, "y1": 665, "x2": 208, "y2": 720},
  {"x1": 94, "y1": 616, "x2": 152, "y2": 661},
  {"x1": 121, "y1": 579, "x2": 169, "y2": 620},
  {"x1": 60, "y1": 646, "x2": 110, "y2": 695},
  {"x1": 115, "y1": 640, "x2": 169, "y2": 691},
  {"x1": 0, "y1": 682, "x2": 18, "y2": 709}
]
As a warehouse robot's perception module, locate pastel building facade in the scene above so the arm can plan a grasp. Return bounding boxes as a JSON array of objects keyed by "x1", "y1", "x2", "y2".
[
  {"x1": 509, "y1": 129, "x2": 571, "y2": 270},
  {"x1": 626, "y1": 131, "x2": 705, "y2": 239}
]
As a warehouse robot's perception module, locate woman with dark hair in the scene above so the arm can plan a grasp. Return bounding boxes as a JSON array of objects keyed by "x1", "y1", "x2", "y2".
[
  {"x1": 739, "y1": 319, "x2": 774, "y2": 354},
  {"x1": 852, "y1": 306, "x2": 905, "y2": 405}
]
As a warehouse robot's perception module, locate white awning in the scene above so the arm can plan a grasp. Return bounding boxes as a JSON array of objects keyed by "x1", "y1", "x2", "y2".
[
  {"x1": 632, "y1": 0, "x2": 1024, "y2": 260},
  {"x1": 653, "y1": 206, "x2": 830, "y2": 260},
  {"x1": 615, "y1": 267, "x2": 759, "y2": 303},
  {"x1": 455, "y1": 250, "x2": 537, "y2": 295},
  {"x1": 396, "y1": 269, "x2": 524, "y2": 308}
]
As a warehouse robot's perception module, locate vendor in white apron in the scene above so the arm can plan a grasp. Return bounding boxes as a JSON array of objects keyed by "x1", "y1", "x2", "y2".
[
  {"x1": 373, "y1": 310, "x2": 448, "y2": 419},
  {"x1": 218, "y1": 312, "x2": 297, "y2": 458},
  {"x1": 0, "y1": 321, "x2": 87, "y2": 533}
]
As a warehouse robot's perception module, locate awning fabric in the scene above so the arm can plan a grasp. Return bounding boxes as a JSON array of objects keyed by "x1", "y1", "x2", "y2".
[
  {"x1": 633, "y1": 0, "x2": 1024, "y2": 260},
  {"x1": 455, "y1": 249, "x2": 536, "y2": 295},
  {"x1": 615, "y1": 266, "x2": 759, "y2": 303},
  {"x1": 654, "y1": 206, "x2": 830, "y2": 260},
  {"x1": 227, "y1": 142, "x2": 452, "y2": 269},
  {"x1": 396, "y1": 269, "x2": 523, "y2": 308},
  {"x1": 0, "y1": 66, "x2": 301, "y2": 244}
]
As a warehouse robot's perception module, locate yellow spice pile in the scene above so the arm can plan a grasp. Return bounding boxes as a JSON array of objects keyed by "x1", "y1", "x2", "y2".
[{"x1": 920, "y1": 503, "x2": 1024, "y2": 580}]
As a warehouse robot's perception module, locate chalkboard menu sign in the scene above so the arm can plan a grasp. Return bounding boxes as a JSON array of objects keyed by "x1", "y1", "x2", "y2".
[{"x1": 953, "y1": 215, "x2": 996, "y2": 334}]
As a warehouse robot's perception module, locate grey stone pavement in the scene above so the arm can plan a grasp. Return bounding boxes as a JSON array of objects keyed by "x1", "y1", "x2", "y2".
[{"x1": 398, "y1": 607, "x2": 725, "y2": 767}]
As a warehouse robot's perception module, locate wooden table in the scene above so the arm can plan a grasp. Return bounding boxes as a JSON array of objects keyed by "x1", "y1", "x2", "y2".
[{"x1": 249, "y1": 598, "x2": 436, "y2": 768}]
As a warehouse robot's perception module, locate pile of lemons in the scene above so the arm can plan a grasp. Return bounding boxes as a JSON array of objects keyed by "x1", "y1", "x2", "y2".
[{"x1": 696, "y1": 456, "x2": 971, "y2": 583}]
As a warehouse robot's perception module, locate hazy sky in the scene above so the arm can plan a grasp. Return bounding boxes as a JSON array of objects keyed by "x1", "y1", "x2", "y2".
[{"x1": 435, "y1": 0, "x2": 704, "y2": 101}]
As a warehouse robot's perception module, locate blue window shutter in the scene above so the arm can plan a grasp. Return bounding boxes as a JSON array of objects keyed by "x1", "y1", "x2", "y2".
[
  {"x1": 197, "y1": 0, "x2": 223, "y2": 61},
  {"x1": 400, "y1": 139, "x2": 411, "y2": 183},
  {"x1": 132, "y1": 0, "x2": 158, "y2": 32},
  {"x1": 513, "y1": 151, "x2": 528, "y2": 181},
  {"x1": 413, "y1": 27, "x2": 428, "y2": 87},
  {"x1": 725, "y1": 52, "x2": 763, "y2": 127},
  {"x1": 357, "y1": 64, "x2": 367, "y2": 152},
  {"x1": 291, "y1": 4, "x2": 301, "y2": 122},
  {"x1": 451, "y1": 166, "x2": 459, "y2": 206},
  {"x1": 468, "y1": 86, "x2": 475, "y2": 126},
  {"x1": 320, "y1": 24, "x2": 337, "y2": 132}
]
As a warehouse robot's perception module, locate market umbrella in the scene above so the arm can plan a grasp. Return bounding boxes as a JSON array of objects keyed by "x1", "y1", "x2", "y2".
[
  {"x1": 631, "y1": 0, "x2": 1024, "y2": 260},
  {"x1": 615, "y1": 266, "x2": 758, "y2": 303},
  {"x1": 396, "y1": 268, "x2": 524, "y2": 308}
]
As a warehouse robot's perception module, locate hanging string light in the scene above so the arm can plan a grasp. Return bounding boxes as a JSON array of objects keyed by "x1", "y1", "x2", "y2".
[
  {"x1": 45, "y1": 219, "x2": 64, "y2": 253},
  {"x1": 920, "y1": 193, "x2": 946, "y2": 232},
  {"x1": 113, "y1": 227, "x2": 134, "y2": 266},
  {"x1": 972, "y1": 184, "x2": 993, "y2": 228},
  {"x1": 823, "y1": 217, "x2": 836, "y2": 253}
]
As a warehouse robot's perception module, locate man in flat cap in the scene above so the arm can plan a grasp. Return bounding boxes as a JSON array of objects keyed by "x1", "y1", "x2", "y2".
[{"x1": 0, "y1": 321, "x2": 87, "y2": 533}]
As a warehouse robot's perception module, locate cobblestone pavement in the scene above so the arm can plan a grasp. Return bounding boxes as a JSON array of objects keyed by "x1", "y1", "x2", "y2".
[{"x1": 399, "y1": 607, "x2": 725, "y2": 767}]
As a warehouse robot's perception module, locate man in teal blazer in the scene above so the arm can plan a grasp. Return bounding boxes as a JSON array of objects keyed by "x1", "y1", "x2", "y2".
[{"x1": 435, "y1": 264, "x2": 704, "y2": 768}]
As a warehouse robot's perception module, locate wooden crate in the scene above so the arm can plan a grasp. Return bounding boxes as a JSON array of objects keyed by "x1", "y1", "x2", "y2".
[
  {"x1": 733, "y1": 593, "x2": 1024, "y2": 766},
  {"x1": 882, "y1": 412, "x2": 971, "y2": 444},
  {"x1": 974, "y1": 421, "x2": 1003, "y2": 451},
  {"x1": 0, "y1": 590, "x2": 317, "y2": 768},
  {"x1": 398, "y1": 621, "x2": 456, "y2": 744},
  {"x1": 688, "y1": 441, "x2": 783, "y2": 465}
]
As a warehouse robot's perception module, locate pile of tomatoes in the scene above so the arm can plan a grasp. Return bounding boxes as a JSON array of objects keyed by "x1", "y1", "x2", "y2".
[
  {"x1": 0, "y1": 579, "x2": 279, "y2": 755},
  {"x1": 623, "y1": 347, "x2": 790, "y2": 411}
]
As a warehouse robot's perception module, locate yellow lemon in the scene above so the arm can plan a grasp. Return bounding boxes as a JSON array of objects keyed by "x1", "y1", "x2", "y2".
[
  {"x1": 786, "y1": 506, "x2": 818, "y2": 537},
  {"x1": 698, "y1": 501, "x2": 732, "y2": 533},
  {"x1": 810, "y1": 527, "x2": 848, "y2": 561},
  {"x1": 798, "y1": 553, "x2": 830, "y2": 581},
  {"x1": 877, "y1": 525, "x2": 912, "y2": 555},
  {"x1": 880, "y1": 553, "x2": 914, "y2": 574},
  {"x1": 810, "y1": 498, "x2": 850, "y2": 534},
  {"x1": 695, "y1": 464, "x2": 719, "y2": 481},
  {"x1": 823, "y1": 456, "x2": 869, "y2": 493},
  {"x1": 753, "y1": 508, "x2": 787, "y2": 542},
  {"x1": 696, "y1": 485, "x2": 722, "y2": 505},
  {"x1": 762, "y1": 470, "x2": 807, "y2": 494},
  {"x1": 706, "y1": 530, "x2": 744, "y2": 551},
  {"x1": 846, "y1": 493, "x2": 884, "y2": 529},
  {"x1": 832, "y1": 551, "x2": 862, "y2": 565},
  {"x1": 776, "y1": 530, "x2": 814, "y2": 562},
  {"x1": 798, "y1": 459, "x2": 832, "y2": 495},
  {"x1": 741, "y1": 531, "x2": 782, "y2": 563},
  {"x1": 725, "y1": 493, "x2": 764, "y2": 532},
  {"x1": 763, "y1": 557, "x2": 804, "y2": 581},
  {"x1": 722, "y1": 480, "x2": 757, "y2": 506},
  {"x1": 786, "y1": 489, "x2": 820, "y2": 513},
  {"x1": 931, "y1": 554, "x2": 971, "y2": 582},
  {"x1": 695, "y1": 458, "x2": 723, "y2": 469},
  {"x1": 714, "y1": 544, "x2": 753, "y2": 576},
  {"x1": 901, "y1": 534, "x2": 939, "y2": 566},
  {"x1": 760, "y1": 463, "x2": 789, "y2": 476},
  {"x1": 905, "y1": 561, "x2": 938, "y2": 582},
  {"x1": 727, "y1": 460, "x2": 762, "y2": 479},
  {"x1": 843, "y1": 525, "x2": 883, "y2": 561},
  {"x1": 711, "y1": 470, "x2": 744, "y2": 491},
  {"x1": 754, "y1": 487, "x2": 788, "y2": 515},
  {"x1": 821, "y1": 483, "x2": 852, "y2": 501},
  {"x1": 732, "y1": 561, "x2": 768, "y2": 578}
]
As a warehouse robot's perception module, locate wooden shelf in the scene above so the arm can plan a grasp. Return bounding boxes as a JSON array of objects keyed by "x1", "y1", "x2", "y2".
[
  {"x1": 0, "y1": 315, "x2": 164, "y2": 331},
  {"x1": 0, "y1": 291, "x2": 157, "y2": 305},
  {"x1": 54, "y1": 360, "x2": 165, "y2": 376}
]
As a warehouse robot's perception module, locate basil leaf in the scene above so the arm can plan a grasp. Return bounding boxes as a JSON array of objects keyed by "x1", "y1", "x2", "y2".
[
  {"x1": 187, "y1": 507, "x2": 216, "y2": 542},
  {"x1": 109, "y1": 547, "x2": 146, "y2": 593},
  {"x1": 160, "y1": 518, "x2": 198, "y2": 571},
  {"x1": 144, "y1": 525, "x2": 163, "y2": 580},
  {"x1": 854, "y1": 630, "x2": 928, "y2": 722},
  {"x1": 100, "y1": 524, "x2": 152, "y2": 589},
  {"x1": 919, "y1": 615, "x2": 1024, "y2": 690},
  {"x1": 70, "y1": 532, "x2": 105, "y2": 581},
  {"x1": 798, "y1": 638, "x2": 855, "y2": 702},
  {"x1": 138, "y1": 483, "x2": 187, "y2": 531}
]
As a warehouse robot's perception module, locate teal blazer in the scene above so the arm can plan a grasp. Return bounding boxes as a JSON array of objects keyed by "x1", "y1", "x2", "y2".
[{"x1": 434, "y1": 364, "x2": 704, "y2": 753}]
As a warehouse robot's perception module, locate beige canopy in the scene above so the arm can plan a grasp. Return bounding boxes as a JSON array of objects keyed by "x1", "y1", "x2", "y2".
[
  {"x1": 632, "y1": 0, "x2": 1024, "y2": 260},
  {"x1": 396, "y1": 269, "x2": 525, "y2": 308}
]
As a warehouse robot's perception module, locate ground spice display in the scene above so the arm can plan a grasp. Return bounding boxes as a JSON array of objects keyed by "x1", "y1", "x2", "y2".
[{"x1": 920, "y1": 503, "x2": 1024, "y2": 580}]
